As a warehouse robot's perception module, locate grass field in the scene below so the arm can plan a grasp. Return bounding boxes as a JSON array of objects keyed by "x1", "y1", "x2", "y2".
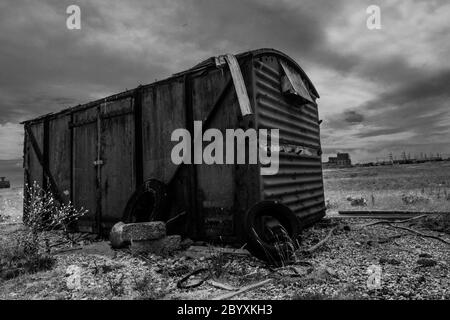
[{"x1": 323, "y1": 161, "x2": 450, "y2": 212}]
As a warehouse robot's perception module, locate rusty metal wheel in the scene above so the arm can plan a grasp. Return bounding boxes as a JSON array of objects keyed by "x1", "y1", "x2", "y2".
[
  {"x1": 122, "y1": 179, "x2": 168, "y2": 223},
  {"x1": 244, "y1": 201, "x2": 299, "y2": 265}
]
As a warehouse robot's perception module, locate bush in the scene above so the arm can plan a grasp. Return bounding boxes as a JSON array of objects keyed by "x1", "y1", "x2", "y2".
[
  {"x1": 417, "y1": 214, "x2": 450, "y2": 234},
  {"x1": 401, "y1": 193, "x2": 430, "y2": 205},
  {"x1": 23, "y1": 181, "x2": 87, "y2": 244},
  {"x1": 132, "y1": 273, "x2": 167, "y2": 300},
  {"x1": 106, "y1": 273, "x2": 126, "y2": 296},
  {"x1": 0, "y1": 181, "x2": 87, "y2": 281},
  {"x1": 0, "y1": 233, "x2": 55, "y2": 280}
]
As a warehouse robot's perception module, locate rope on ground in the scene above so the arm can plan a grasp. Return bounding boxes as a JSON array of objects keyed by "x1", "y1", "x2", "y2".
[
  {"x1": 304, "y1": 226, "x2": 338, "y2": 253},
  {"x1": 177, "y1": 268, "x2": 211, "y2": 289},
  {"x1": 358, "y1": 214, "x2": 428, "y2": 228},
  {"x1": 386, "y1": 224, "x2": 450, "y2": 245},
  {"x1": 211, "y1": 279, "x2": 272, "y2": 300}
]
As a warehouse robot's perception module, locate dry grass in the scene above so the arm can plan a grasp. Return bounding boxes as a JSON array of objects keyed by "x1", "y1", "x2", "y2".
[
  {"x1": 324, "y1": 161, "x2": 450, "y2": 212},
  {"x1": 0, "y1": 188, "x2": 23, "y2": 223}
]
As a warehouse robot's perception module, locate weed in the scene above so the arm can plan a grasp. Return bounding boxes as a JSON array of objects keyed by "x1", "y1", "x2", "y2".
[
  {"x1": 254, "y1": 225, "x2": 298, "y2": 267},
  {"x1": 1, "y1": 181, "x2": 86, "y2": 281},
  {"x1": 23, "y1": 181, "x2": 87, "y2": 245},
  {"x1": 92, "y1": 261, "x2": 117, "y2": 275},
  {"x1": 0, "y1": 233, "x2": 55, "y2": 280},
  {"x1": 401, "y1": 193, "x2": 430, "y2": 205},
  {"x1": 106, "y1": 273, "x2": 125, "y2": 296},
  {"x1": 132, "y1": 273, "x2": 166, "y2": 300},
  {"x1": 325, "y1": 199, "x2": 338, "y2": 210},
  {"x1": 207, "y1": 249, "x2": 229, "y2": 279}
]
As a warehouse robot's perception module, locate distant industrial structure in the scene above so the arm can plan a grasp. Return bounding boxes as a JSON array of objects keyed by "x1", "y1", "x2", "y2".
[
  {"x1": 0, "y1": 177, "x2": 10, "y2": 189},
  {"x1": 323, "y1": 153, "x2": 352, "y2": 168},
  {"x1": 355, "y1": 152, "x2": 449, "y2": 167}
]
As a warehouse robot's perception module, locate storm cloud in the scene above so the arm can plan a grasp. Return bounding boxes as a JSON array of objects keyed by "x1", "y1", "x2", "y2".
[{"x1": 0, "y1": 0, "x2": 449, "y2": 163}]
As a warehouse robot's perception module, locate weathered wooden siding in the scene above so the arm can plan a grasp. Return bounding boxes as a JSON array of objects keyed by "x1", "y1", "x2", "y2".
[
  {"x1": 25, "y1": 122, "x2": 44, "y2": 188},
  {"x1": 192, "y1": 68, "x2": 238, "y2": 239},
  {"x1": 100, "y1": 98, "x2": 135, "y2": 229},
  {"x1": 48, "y1": 114, "x2": 71, "y2": 203},
  {"x1": 141, "y1": 79, "x2": 185, "y2": 183},
  {"x1": 72, "y1": 107, "x2": 99, "y2": 232}
]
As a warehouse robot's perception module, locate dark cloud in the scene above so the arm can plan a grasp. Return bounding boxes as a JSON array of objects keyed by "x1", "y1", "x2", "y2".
[
  {"x1": 343, "y1": 110, "x2": 365, "y2": 124},
  {"x1": 353, "y1": 70, "x2": 450, "y2": 140},
  {"x1": 0, "y1": 0, "x2": 449, "y2": 162},
  {"x1": 366, "y1": 70, "x2": 450, "y2": 110}
]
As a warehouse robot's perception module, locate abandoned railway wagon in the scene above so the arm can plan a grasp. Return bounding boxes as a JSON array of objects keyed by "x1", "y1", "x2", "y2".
[{"x1": 22, "y1": 48, "x2": 325, "y2": 258}]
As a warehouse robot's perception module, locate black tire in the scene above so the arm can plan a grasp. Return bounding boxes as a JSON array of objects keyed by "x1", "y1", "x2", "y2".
[
  {"x1": 244, "y1": 201, "x2": 299, "y2": 265},
  {"x1": 122, "y1": 179, "x2": 168, "y2": 223}
]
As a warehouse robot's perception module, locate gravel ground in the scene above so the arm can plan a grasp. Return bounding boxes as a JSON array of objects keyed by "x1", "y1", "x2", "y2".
[{"x1": 0, "y1": 216, "x2": 449, "y2": 300}]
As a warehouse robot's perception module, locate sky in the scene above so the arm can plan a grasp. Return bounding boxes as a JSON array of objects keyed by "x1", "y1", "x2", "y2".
[{"x1": 0, "y1": 0, "x2": 449, "y2": 166}]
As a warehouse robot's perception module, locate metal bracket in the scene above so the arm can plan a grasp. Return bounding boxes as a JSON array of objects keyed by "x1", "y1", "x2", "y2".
[{"x1": 93, "y1": 160, "x2": 104, "y2": 166}]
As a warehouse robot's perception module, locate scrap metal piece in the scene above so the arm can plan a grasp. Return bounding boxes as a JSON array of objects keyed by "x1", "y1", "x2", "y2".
[{"x1": 280, "y1": 60, "x2": 315, "y2": 105}]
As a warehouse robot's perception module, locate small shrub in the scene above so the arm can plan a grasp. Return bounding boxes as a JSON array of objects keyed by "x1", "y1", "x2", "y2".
[
  {"x1": 325, "y1": 199, "x2": 338, "y2": 210},
  {"x1": 206, "y1": 238, "x2": 232, "y2": 278},
  {"x1": 417, "y1": 214, "x2": 450, "y2": 234},
  {"x1": 401, "y1": 193, "x2": 430, "y2": 205},
  {"x1": 207, "y1": 250, "x2": 229, "y2": 279},
  {"x1": 1, "y1": 181, "x2": 86, "y2": 281},
  {"x1": 106, "y1": 273, "x2": 125, "y2": 296},
  {"x1": 24, "y1": 181, "x2": 87, "y2": 244},
  {"x1": 346, "y1": 196, "x2": 367, "y2": 206},
  {"x1": 132, "y1": 273, "x2": 166, "y2": 300},
  {"x1": 92, "y1": 261, "x2": 118, "y2": 275},
  {"x1": 0, "y1": 234, "x2": 55, "y2": 280},
  {"x1": 256, "y1": 226, "x2": 297, "y2": 267}
]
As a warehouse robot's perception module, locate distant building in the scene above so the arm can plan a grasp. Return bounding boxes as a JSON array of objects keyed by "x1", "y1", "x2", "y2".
[
  {"x1": 325, "y1": 153, "x2": 352, "y2": 167},
  {"x1": 0, "y1": 177, "x2": 10, "y2": 189}
]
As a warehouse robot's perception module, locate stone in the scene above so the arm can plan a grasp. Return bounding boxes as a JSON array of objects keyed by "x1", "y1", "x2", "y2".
[
  {"x1": 379, "y1": 257, "x2": 401, "y2": 265},
  {"x1": 109, "y1": 222, "x2": 129, "y2": 249},
  {"x1": 416, "y1": 258, "x2": 437, "y2": 267},
  {"x1": 66, "y1": 265, "x2": 82, "y2": 290},
  {"x1": 122, "y1": 221, "x2": 166, "y2": 241},
  {"x1": 77, "y1": 241, "x2": 116, "y2": 259},
  {"x1": 342, "y1": 225, "x2": 351, "y2": 231},
  {"x1": 308, "y1": 265, "x2": 336, "y2": 282},
  {"x1": 130, "y1": 235, "x2": 182, "y2": 256},
  {"x1": 418, "y1": 253, "x2": 433, "y2": 259},
  {"x1": 180, "y1": 238, "x2": 194, "y2": 250}
]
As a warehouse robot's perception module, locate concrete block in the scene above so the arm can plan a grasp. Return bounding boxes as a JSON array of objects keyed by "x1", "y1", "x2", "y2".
[
  {"x1": 130, "y1": 235, "x2": 182, "y2": 256},
  {"x1": 109, "y1": 222, "x2": 129, "y2": 249},
  {"x1": 122, "y1": 221, "x2": 166, "y2": 241}
]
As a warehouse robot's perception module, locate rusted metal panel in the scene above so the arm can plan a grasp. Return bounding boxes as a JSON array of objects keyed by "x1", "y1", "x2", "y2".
[
  {"x1": 100, "y1": 98, "x2": 136, "y2": 229},
  {"x1": 72, "y1": 107, "x2": 98, "y2": 232},
  {"x1": 48, "y1": 114, "x2": 71, "y2": 203},
  {"x1": 280, "y1": 60, "x2": 315, "y2": 104},
  {"x1": 254, "y1": 55, "x2": 325, "y2": 227}
]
